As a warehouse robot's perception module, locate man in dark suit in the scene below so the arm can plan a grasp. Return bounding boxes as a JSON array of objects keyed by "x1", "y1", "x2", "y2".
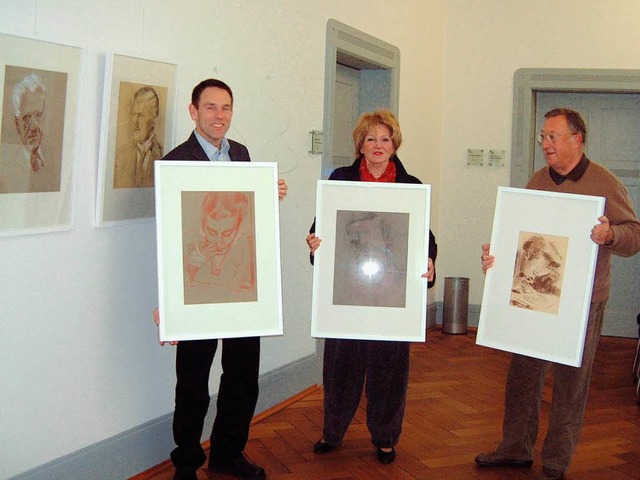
[{"x1": 155, "y1": 78, "x2": 287, "y2": 480}]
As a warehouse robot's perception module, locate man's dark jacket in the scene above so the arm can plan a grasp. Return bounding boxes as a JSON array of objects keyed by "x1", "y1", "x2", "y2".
[{"x1": 163, "y1": 132, "x2": 250, "y2": 162}]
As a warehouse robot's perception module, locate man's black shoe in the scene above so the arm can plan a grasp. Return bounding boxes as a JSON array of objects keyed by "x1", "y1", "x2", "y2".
[
  {"x1": 377, "y1": 447, "x2": 396, "y2": 464},
  {"x1": 208, "y1": 455, "x2": 266, "y2": 479},
  {"x1": 173, "y1": 467, "x2": 197, "y2": 480}
]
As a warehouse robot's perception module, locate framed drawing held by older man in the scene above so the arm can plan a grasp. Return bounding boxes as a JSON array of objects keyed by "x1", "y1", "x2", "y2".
[
  {"x1": 0, "y1": 34, "x2": 81, "y2": 236},
  {"x1": 96, "y1": 53, "x2": 177, "y2": 226},
  {"x1": 311, "y1": 180, "x2": 431, "y2": 342},
  {"x1": 155, "y1": 161, "x2": 283, "y2": 342},
  {"x1": 477, "y1": 187, "x2": 605, "y2": 367}
]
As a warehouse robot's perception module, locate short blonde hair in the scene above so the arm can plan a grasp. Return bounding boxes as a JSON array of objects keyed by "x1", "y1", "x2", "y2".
[{"x1": 352, "y1": 109, "x2": 402, "y2": 159}]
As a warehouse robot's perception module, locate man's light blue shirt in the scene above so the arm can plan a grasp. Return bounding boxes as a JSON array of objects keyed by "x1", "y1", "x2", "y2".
[{"x1": 193, "y1": 130, "x2": 231, "y2": 162}]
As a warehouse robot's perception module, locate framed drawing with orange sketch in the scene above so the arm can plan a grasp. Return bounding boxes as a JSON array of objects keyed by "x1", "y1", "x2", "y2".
[{"x1": 155, "y1": 161, "x2": 283, "y2": 342}]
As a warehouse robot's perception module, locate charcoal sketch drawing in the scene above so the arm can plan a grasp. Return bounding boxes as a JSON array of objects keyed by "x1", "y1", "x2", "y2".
[
  {"x1": 113, "y1": 82, "x2": 166, "y2": 188},
  {"x1": 333, "y1": 210, "x2": 409, "y2": 308},
  {"x1": 510, "y1": 232, "x2": 568, "y2": 314}
]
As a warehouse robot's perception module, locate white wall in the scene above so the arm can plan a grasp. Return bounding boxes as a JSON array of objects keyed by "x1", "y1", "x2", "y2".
[
  {"x1": 0, "y1": 1, "x2": 446, "y2": 477},
  {"x1": 6, "y1": 0, "x2": 640, "y2": 477},
  {"x1": 439, "y1": 0, "x2": 640, "y2": 305}
]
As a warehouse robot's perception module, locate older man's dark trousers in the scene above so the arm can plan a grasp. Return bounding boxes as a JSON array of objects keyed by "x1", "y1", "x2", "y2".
[
  {"x1": 322, "y1": 338, "x2": 410, "y2": 448},
  {"x1": 495, "y1": 301, "x2": 606, "y2": 472},
  {"x1": 170, "y1": 337, "x2": 260, "y2": 469}
]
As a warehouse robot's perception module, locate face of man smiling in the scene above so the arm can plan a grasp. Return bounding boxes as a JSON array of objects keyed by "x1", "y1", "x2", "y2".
[
  {"x1": 540, "y1": 115, "x2": 582, "y2": 175},
  {"x1": 189, "y1": 86, "x2": 233, "y2": 149}
]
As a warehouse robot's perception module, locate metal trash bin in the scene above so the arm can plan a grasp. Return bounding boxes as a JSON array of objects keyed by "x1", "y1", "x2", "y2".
[{"x1": 442, "y1": 277, "x2": 469, "y2": 335}]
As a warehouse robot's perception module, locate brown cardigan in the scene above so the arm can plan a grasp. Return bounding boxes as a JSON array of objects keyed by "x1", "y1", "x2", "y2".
[{"x1": 527, "y1": 156, "x2": 640, "y2": 302}]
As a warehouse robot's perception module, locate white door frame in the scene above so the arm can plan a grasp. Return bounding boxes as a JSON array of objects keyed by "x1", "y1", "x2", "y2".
[
  {"x1": 511, "y1": 68, "x2": 640, "y2": 337},
  {"x1": 322, "y1": 19, "x2": 400, "y2": 179},
  {"x1": 511, "y1": 68, "x2": 640, "y2": 187}
]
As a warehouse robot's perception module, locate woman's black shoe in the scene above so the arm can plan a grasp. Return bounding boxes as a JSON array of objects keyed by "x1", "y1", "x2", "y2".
[
  {"x1": 313, "y1": 439, "x2": 338, "y2": 454},
  {"x1": 377, "y1": 447, "x2": 396, "y2": 464}
]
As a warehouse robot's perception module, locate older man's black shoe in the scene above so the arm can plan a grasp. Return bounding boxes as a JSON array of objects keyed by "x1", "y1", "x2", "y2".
[
  {"x1": 208, "y1": 454, "x2": 266, "y2": 479},
  {"x1": 475, "y1": 451, "x2": 533, "y2": 468}
]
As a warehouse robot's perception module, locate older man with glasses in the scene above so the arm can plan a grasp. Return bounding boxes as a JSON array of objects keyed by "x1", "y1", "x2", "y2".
[{"x1": 475, "y1": 108, "x2": 640, "y2": 480}]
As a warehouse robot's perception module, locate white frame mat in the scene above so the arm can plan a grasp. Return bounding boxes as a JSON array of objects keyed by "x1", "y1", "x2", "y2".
[
  {"x1": 155, "y1": 161, "x2": 283, "y2": 342},
  {"x1": 96, "y1": 52, "x2": 177, "y2": 226},
  {"x1": 477, "y1": 186, "x2": 605, "y2": 367},
  {"x1": 311, "y1": 180, "x2": 431, "y2": 342},
  {"x1": 0, "y1": 33, "x2": 82, "y2": 236}
]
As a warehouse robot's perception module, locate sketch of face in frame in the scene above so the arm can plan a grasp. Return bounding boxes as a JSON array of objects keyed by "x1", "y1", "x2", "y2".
[
  {"x1": 199, "y1": 191, "x2": 247, "y2": 257},
  {"x1": 131, "y1": 87, "x2": 159, "y2": 144},
  {"x1": 333, "y1": 210, "x2": 409, "y2": 308},
  {"x1": 510, "y1": 232, "x2": 568, "y2": 314},
  {"x1": 14, "y1": 80, "x2": 45, "y2": 156},
  {"x1": 181, "y1": 190, "x2": 257, "y2": 305},
  {"x1": 346, "y1": 212, "x2": 395, "y2": 284},
  {"x1": 0, "y1": 65, "x2": 68, "y2": 194}
]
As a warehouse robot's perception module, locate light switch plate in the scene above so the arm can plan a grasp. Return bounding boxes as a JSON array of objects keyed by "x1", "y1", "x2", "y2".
[{"x1": 309, "y1": 130, "x2": 323, "y2": 155}]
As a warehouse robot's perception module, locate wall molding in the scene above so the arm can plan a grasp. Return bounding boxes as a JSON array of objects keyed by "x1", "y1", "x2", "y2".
[
  {"x1": 11, "y1": 354, "x2": 322, "y2": 480},
  {"x1": 12, "y1": 302, "x2": 482, "y2": 479},
  {"x1": 429, "y1": 301, "x2": 480, "y2": 330}
]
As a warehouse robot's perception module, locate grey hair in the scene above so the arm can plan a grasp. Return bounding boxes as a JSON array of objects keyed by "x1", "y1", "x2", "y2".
[{"x1": 12, "y1": 73, "x2": 45, "y2": 118}]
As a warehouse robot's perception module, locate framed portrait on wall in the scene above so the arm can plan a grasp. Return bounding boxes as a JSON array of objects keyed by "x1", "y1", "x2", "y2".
[
  {"x1": 0, "y1": 33, "x2": 82, "y2": 236},
  {"x1": 476, "y1": 187, "x2": 605, "y2": 367},
  {"x1": 96, "y1": 52, "x2": 177, "y2": 226},
  {"x1": 155, "y1": 161, "x2": 283, "y2": 342},
  {"x1": 311, "y1": 180, "x2": 431, "y2": 342}
]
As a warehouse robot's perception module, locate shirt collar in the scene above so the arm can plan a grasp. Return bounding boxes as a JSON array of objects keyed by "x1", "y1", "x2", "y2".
[
  {"x1": 549, "y1": 154, "x2": 590, "y2": 185},
  {"x1": 193, "y1": 130, "x2": 231, "y2": 162}
]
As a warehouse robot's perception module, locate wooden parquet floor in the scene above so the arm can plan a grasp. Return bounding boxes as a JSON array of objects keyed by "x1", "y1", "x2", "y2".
[{"x1": 132, "y1": 329, "x2": 640, "y2": 480}]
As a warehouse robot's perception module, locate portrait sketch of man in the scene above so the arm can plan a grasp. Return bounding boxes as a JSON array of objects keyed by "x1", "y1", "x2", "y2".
[
  {"x1": 113, "y1": 81, "x2": 167, "y2": 189},
  {"x1": 181, "y1": 191, "x2": 258, "y2": 305},
  {"x1": 510, "y1": 231, "x2": 569, "y2": 315},
  {"x1": 0, "y1": 65, "x2": 67, "y2": 194},
  {"x1": 333, "y1": 210, "x2": 409, "y2": 308}
]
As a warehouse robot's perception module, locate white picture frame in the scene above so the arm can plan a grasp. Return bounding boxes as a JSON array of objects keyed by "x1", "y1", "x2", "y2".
[
  {"x1": 155, "y1": 161, "x2": 283, "y2": 342},
  {"x1": 476, "y1": 186, "x2": 605, "y2": 367},
  {"x1": 311, "y1": 180, "x2": 431, "y2": 342},
  {"x1": 96, "y1": 52, "x2": 177, "y2": 226},
  {"x1": 0, "y1": 33, "x2": 82, "y2": 236}
]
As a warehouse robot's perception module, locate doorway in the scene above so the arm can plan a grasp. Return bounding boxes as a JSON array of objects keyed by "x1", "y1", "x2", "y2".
[
  {"x1": 512, "y1": 69, "x2": 640, "y2": 337},
  {"x1": 322, "y1": 19, "x2": 400, "y2": 179}
]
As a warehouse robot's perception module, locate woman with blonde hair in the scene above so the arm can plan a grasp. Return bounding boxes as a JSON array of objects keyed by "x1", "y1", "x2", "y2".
[{"x1": 306, "y1": 108, "x2": 437, "y2": 464}]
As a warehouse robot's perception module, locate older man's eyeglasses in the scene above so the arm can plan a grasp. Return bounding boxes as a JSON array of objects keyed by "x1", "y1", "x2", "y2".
[{"x1": 536, "y1": 131, "x2": 576, "y2": 145}]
